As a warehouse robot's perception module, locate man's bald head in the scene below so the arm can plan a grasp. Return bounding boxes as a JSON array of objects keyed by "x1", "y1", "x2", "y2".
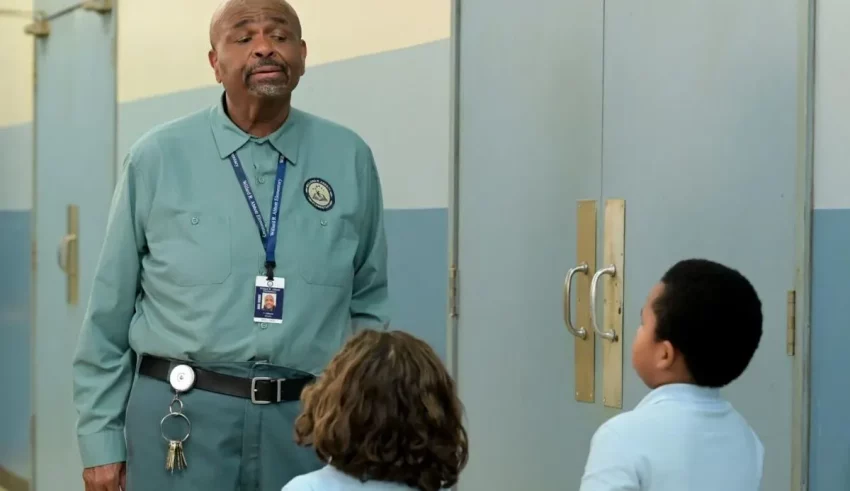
[
  {"x1": 207, "y1": 0, "x2": 307, "y2": 102},
  {"x1": 209, "y1": 0, "x2": 302, "y2": 49}
]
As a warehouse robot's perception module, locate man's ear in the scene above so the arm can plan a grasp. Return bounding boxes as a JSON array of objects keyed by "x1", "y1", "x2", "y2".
[
  {"x1": 299, "y1": 40, "x2": 308, "y2": 76},
  {"x1": 209, "y1": 49, "x2": 221, "y2": 83}
]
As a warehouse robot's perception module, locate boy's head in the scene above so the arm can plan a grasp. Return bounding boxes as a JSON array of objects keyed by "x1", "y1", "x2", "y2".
[
  {"x1": 294, "y1": 329, "x2": 469, "y2": 491},
  {"x1": 631, "y1": 259, "x2": 763, "y2": 389}
]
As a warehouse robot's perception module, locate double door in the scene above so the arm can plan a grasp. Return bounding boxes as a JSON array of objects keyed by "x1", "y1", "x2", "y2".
[{"x1": 454, "y1": 0, "x2": 804, "y2": 490}]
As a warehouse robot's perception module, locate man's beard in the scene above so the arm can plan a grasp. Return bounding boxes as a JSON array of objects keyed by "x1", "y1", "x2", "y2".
[
  {"x1": 247, "y1": 82, "x2": 289, "y2": 97},
  {"x1": 244, "y1": 59, "x2": 291, "y2": 97}
]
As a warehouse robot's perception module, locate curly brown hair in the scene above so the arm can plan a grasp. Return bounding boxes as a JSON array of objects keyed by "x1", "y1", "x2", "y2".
[{"x1": 294, "y1": 329, "x2": 469, "y2": 491}]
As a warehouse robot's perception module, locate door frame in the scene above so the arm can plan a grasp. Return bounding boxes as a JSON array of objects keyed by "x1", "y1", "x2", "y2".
[
  {"x1": 445, "y1": 0, "x2": 817, "y2": 490},
  {"x1": 791, "y1": 0, "x2": 816, "y2": 489}
]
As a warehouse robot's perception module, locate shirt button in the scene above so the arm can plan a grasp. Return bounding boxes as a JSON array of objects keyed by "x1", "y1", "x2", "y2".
[
  {"x1": 260, "y1": 323, "x2": 268, "y2": 330},
  {"x1": 257, "y1": 176, "x2": 266, "y2": 184},
  {"x1": 190, "y1": 216, "x2": 199, "y2": 225}
]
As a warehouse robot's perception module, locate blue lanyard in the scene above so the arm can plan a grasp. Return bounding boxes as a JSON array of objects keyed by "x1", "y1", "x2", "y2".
[{"x1": 228, "y1": 152, "x2": 287, "y2": 280}]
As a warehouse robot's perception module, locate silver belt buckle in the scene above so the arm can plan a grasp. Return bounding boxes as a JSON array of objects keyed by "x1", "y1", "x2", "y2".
[{"x1": 250, "y1": 377, "x2": 285, "y2": 404}]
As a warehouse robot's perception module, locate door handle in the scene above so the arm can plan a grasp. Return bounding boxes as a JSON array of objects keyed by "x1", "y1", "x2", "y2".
[
  {"x1": 563, "y1": 263, "x2": 588, "y2": 338},
  {"x1": 57, "y1": 205, "x2": 79, "y2": 305},
  {"x1": 590, "y1": 265, "x2": 618, "y2": 341},
  {"x1": 56, "y1": 234, "x2": 77, "y2": 272}
]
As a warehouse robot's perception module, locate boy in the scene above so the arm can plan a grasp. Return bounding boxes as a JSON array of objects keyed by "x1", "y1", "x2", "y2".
[
  {"x1": 282, "y1": 329, "x2": 469, "y2": 491},
  {"x1": 580, "y1": 259, "x2": 764, "y2": 491}
]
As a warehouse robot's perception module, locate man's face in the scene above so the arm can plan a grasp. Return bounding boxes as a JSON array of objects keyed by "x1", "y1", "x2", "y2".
[
  {"x1": 209, "y1": 0, "x2": 307, "y2": 100},
  {"x1": 264, "y1": 295, "x2": 275, "y2": 309}
]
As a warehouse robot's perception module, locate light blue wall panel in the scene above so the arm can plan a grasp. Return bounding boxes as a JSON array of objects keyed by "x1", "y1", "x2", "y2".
[
  {"x1": 0, "y1": 210, "x2": 31, "y2": 480},
  {"x1": 809, "y1": 208, "x2": 850, "y2": 491},
  {"x1": 0, "y1": 121, "x2": 33, "y2": 480}
]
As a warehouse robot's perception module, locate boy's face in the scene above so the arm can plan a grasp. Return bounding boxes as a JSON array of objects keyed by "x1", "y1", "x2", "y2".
[{"x1": 631, "y1": 282, "x2": 679, "y2": 388}]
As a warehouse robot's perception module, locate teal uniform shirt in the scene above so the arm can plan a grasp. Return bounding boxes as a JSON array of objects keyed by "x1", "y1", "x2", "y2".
[{"x1": 72, "y1": 97, "x2": 390, "y2": 468}]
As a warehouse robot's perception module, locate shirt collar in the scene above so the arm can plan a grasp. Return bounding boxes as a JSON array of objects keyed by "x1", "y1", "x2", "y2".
[
  {"x1": 635, "y1": 383, "x2": 723, "y2": 409},
  {"x1": 209, "y1": 92, "x2": 303, "y2": 164}
]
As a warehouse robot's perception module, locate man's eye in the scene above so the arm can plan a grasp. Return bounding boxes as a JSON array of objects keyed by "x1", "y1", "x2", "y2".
[
  {"x1": 272, "y1": 35, "x2": 287, "y2": 42},
  {"x1": 236, "y1": 37, "x2": 251, "y2": 43}
]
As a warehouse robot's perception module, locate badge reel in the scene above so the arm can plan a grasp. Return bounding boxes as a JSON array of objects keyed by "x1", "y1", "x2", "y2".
[{"x1": 161, "y1": 364, "x2": 194, "y2": 472}]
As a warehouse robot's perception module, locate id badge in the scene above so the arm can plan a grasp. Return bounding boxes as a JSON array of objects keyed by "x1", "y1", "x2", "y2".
[{"x1": 254, "y1": 276, "x2": 285, "y2": 324}]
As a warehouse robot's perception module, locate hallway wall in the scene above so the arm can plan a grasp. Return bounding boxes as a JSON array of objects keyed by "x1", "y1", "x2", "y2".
[{"x1": 0, "y1": 0, "x2": 34, "y2": 483}]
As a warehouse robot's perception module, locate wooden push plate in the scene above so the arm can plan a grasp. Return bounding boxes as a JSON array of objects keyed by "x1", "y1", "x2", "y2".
[
  {"x1": 574, "y1": 200, "x2": 596, "y2": 402},
  {"x1": 602, "y1": 199, "x2": 625, "y2": 409}
]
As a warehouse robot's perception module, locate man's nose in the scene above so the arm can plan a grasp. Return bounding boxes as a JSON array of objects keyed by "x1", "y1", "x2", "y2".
[{"x1": 251, "y1": 36, "x2": 274, "y2": 58}]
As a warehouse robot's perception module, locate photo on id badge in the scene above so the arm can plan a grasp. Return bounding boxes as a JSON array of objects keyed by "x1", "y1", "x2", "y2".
[{"x1": 254, "y1": 276, "x2": 285, "y2": 323}]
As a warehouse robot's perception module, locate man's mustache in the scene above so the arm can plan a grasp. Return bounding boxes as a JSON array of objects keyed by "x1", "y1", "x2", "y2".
[{"x1": 244, "y1": 60, "x2": 290, "y2": 81}]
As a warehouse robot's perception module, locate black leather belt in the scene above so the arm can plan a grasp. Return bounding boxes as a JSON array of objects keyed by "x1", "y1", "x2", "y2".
[{"x1": 138, "y1": 355, "x2": 313, "y2": 404}]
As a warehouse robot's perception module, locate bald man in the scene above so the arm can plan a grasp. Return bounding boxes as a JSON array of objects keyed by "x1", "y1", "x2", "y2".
[{"x1": 72, "y1": 1, "x2": 390, "y2": 489}]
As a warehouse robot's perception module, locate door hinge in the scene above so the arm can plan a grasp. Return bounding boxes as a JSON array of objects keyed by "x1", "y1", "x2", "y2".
[
  {"x1": 786, "y1": 290, "x2": 796, "y2": 356},
  {"x1": 449, "y1": 265, "x2": 458, "y2": 319}
]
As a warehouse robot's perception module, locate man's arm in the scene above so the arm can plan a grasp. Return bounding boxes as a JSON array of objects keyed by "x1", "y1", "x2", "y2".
[
  {"x1": 579, "y1": 422, "x2": 641, "y2": 491},
  {"x1": 72, "y1": 153, "x2": 150, "y2": 468},
  {"x1": 350, "y1": 141, "x2": 390, "y2": 330}
]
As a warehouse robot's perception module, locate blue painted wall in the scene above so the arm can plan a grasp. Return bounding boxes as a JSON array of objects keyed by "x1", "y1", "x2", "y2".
[
  {"x1": 809, "y1": 208, "x2": 850, "y2": 490},
  {"x1": 0, "y1": 124, "x2": 33, "y2": 480}
]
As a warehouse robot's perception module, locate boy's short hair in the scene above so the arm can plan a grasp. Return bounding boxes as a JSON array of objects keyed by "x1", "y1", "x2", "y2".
[
  {"x1": 294, "y1": 329, "x2": 469, "y2": 491},
  {"x1": 652, "y1": 259, "x2": 763, "y2": 388}
]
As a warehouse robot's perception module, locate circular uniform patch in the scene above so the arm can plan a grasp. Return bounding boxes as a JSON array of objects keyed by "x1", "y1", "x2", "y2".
[{"x1": 304, "y1": 178, "x2": 335, "y2": 211}]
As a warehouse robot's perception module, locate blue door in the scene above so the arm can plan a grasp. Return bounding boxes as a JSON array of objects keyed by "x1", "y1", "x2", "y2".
[
  {"x1": 601, "y1": 3, "x2": 799, "y2": 490},
  {"x1": 455, "y1": 0, "x2": 607, "y2": 488},
  {"x1": 31, "y1": 2, "x2": 116, "y2": 489},
  {"x1": 455, "y1": 1, "x2": 804, "y2": 489}
]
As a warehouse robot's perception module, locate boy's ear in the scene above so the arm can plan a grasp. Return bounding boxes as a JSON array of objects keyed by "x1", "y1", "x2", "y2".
[{"x1": 656, "y1": 340, "x2": 677, "y2": 370}]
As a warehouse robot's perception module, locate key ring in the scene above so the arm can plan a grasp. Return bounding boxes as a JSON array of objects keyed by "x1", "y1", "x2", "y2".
[
  {"x1": 160, "y1": 411, "x2": 191, "y2": 443},
  {"x1": 168, "y1": 396, "x2": 184, "y2": 415}
]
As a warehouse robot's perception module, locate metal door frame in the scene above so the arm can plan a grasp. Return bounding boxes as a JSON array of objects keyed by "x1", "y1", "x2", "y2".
[
  {"x1": 791, "y1": 0, "x2": 816, "y2": 489},
  {"x1": 446, "y1": 0, "x2": 817, "y2": 489}
]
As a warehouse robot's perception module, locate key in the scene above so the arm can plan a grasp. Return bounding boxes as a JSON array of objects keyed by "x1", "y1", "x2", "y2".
[
  {"x1": 165, "y1": 439, "x2": 188, "y2": 472},
  {"x1": 161, "y1": 364, "x2": 195, "y2": 473},
  {"x1": 161, "y1": 408, "x2": 191, "y2": 473}
]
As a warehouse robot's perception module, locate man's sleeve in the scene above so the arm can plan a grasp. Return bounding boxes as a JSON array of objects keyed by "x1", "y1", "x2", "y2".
[
  {"x1": 350, "y1": 141, "x2": 390, "y2": 331},
  {"x1": 579, "y1": 422, "x2": 641, "y2": 491},
  {"x1": 72, "y1": 153, "x2": 150, "y2": 468}
]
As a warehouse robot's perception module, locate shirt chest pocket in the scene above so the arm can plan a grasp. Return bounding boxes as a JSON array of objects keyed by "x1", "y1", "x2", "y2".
[
  {"x1": 158, "y1": 212, "x2": 232, "y2": 286},
  {"x1": 294, "y1": 214, "x2": 357, "y2": 287}
]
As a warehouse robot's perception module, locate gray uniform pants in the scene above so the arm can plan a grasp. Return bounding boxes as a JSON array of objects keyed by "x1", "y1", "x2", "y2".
[{"x1": 124, "y1": 361, "x2": 323, "y2": 491}]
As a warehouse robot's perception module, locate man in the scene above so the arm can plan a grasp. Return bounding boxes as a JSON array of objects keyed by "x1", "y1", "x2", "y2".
[
  {"x1": 263, "y1": 294, "x2": 276, "y2": 311},
  {"x1": 72, "y1": 1, "x2": 390, "y2": 489}
]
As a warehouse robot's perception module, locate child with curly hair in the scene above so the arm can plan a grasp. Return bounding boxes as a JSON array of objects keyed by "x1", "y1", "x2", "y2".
[{"x1": 282, "y1": 329, "x2": 469, "y2": 491}]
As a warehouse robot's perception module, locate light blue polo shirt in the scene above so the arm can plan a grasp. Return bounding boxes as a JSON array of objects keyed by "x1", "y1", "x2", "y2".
[
  {"x1": 580, "y1": 383, "x2": 764, "y2": 491},
  {"x1": 283, "y1": 465, "x2": 419, "y2": 491}
]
